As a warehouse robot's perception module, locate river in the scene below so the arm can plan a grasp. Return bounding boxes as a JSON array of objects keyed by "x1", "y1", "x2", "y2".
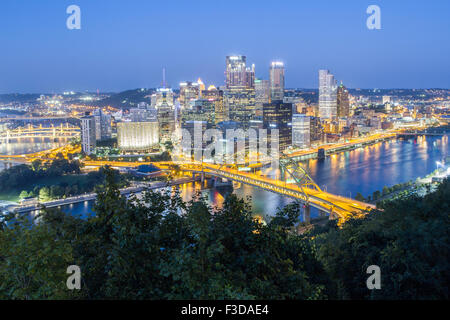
[{"x1": 1, "y1": 135, "x2": 448, "y2": 221}]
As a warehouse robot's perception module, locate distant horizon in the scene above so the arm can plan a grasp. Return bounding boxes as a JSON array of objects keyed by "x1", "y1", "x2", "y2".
[
  {"x1": 0, "y1": 0, "x2": 449, "y2": 93},
  {"x1": 1, "y1": 87, "x2": 450, "y2": 96}
]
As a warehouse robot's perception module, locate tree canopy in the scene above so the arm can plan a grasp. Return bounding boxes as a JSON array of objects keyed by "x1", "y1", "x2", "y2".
[{"x1": 0, "y1": 168, "x2": 448, "y2": 300}]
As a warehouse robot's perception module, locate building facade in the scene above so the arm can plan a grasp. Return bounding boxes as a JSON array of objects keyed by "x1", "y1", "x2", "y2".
[
  {"x1": 81, "y1": 113, "x2": 96, "y2": 155},
  {"x1": 269, "y1": 61, "x2": 285, "y2": 102},
  {"x1": 337, "y1": 83, "x2": 350, "y2": 118},
  {"x1": 93, "y1": 108, "x2": 112, "y2": 141},
  {"x1": 255, "y1": 78, "x2": 270, "y2": 117},
  {"x1": 117, "y1": 121, "x2": 159, "y2": 152},
  {"x1": 319, "y1": 69, "x2": 338, "y2": 119},
  {"x1": 292, "y1": 114, "x2": 311, "y2": 149},
  {"x1": 263, "y1": 101, "x2": 292, "y2": 152}
]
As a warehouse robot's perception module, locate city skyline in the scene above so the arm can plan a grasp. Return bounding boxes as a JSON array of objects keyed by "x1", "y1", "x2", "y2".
[{"x1": 1, "y1": 0, "x2": 450, "y2": 93}]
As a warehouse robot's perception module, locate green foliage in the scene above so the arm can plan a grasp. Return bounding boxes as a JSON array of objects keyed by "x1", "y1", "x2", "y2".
[
  {"x1": 0, "y1": 160, "x2": 127, "y2": 202},
  {"x1": 0, "y1": 170, "x2": 448, "y2": 300},
  {"x1": 315, "y1": 179, "x2": 450, "y2": 299},
  {"x1": 0, "y1": 211, "x2": 81, "y2": 299}
]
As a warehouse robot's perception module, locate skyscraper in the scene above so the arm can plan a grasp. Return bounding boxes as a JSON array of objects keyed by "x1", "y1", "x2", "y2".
[
  {"x1": 93, "y1": 108, "x2": 112, "y2": 141},
  {"x1": 318, "y1": 69, "x2": 338, "y2": 119},
  {"x1": 263, "y1": 101, "x2": 292, "y2": 152},
  {"x1": 81, "y1": 113, "x2": 96, "y2": 155},
  {"x1": 152, "y1": 70, "x2": 175, "y2": 142},
  {"x1": 292, "y1": 114, "x2": 311, "y2": 149},
  {"x1": 337, "y1": 82, "x2": 350, "y2": 118},
  {"x1": 179, "y1": 81, "x2": 200, "y2": 109},
  {"x1": 225, "y1": 56, "x2": 254, "y2": 88},
  {"x1": 202, "y1": 85, "x2": 226, "y2": 124},
  {"x1": 224, "y1": 55, "x2": 256, "y2": 128},
  {"x1": 255, "y1": 78, "x2": 270, "y2": 116},
  {"x1": 269, "y1": 61, "x2": 285, "y2": 102}
]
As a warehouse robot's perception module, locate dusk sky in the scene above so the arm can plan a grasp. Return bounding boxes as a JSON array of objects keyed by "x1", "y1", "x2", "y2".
[{"x1": 0, "y1": 0, "x2": 449, "y2": 93}]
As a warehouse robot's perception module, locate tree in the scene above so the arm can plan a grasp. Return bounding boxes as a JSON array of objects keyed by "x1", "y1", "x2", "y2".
[
  {"x1": 0, "y1": 212, "x2": 81, "y2": 299},
  {"x1": 19, "y1": 190, "x2": 30, "y2": 199},
  {"x1": 316, "y1": 179, "x2": 450, "y2": 299},
  {"x1": 355, "y1": 192, "x2": 365, "y2": 201},
  {"x1": 39, "y1": 187, "x2": 51, "y2": 202}
]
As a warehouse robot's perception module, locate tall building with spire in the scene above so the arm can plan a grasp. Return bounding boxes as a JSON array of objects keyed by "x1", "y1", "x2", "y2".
[
  {"x1": 269, "y1": 61, "x2": 285, "y2": 102},
  {"x1": 152, "y1": 68, "x2": 175, "y2": 142},
  {"x1": 318, "y1": 69, "x2": 338, "y2": 119}
]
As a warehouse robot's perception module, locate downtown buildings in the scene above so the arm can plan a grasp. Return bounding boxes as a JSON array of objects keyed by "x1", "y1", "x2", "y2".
[
  {"x1": 319, "y1": 69, "x2": 338, "y2": 119},
  {"x1": 81, "y1": 108, "x2": 112, "y2": 155},
  {"x1": 224, "y1": 55, "x2": 256, "y2": 128}
]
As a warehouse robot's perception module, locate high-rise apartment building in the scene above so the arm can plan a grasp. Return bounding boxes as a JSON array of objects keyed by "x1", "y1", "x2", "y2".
[
  {"x1": 81, "y1": 113, "x2": 96, "y2": 155},
  {"x1": 93, "y1": 108, "x2": 112, "y2": 141},
  {"x1": 269, "y1": 61, "x2": 285, "y2": 102},
  {"x1": 318, "y1": 70, "x2": 338, "y2": 119},
  {"x1": 337, "y1": 82, "x2": 350, "y2": 118}
]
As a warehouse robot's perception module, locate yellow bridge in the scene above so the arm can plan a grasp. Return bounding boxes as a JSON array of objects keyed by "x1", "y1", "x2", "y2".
[
  {"x1": 154, "y1": 161, "x2": 375, "y2": 223},
  {"x1": 0, "y1": 143, "x2": 375, "y2": 224},
  {"x1": 0, "y1": 123, "x2": 80, "y2": 141}
]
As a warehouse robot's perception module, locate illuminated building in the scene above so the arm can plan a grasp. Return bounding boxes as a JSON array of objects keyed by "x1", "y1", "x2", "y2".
[
  {"x1": 269, "y1": 61, "x2": 285, "y2": 102},
  {"x1": 197, "y1": 78, "x2": 205, "y2": 96},
  {"x1": 179, "y1": 81, "x2": 200, "y2": 108},
  {"x1": 263, "y1": 101, "x2": 292, "y2": 152},
  {"x1": 319, "y1": 69, "x2": 337, "y2": 119},
  {"x1": 81, "y1": 113, "x2": 96, "y2": 155},
  {"x1": 93, "y1": 108, "x2": 112, "y2": 141},
  {"x1": 181, "y1": 120, "x2": 208, "y2": 159},
  {"x1": 225, "y1": 55, "x2": 254, "y2": 89},
  {"x1": 152, "y1": 71, "x2": 175, "y2": 141},
  {"x1": 310, "y1": 116, "x2": 323, "y2": 143},
  {"x1": 292, "y1": 114, "x2": 310, "y2": 149},
  {"x1": 117, "y1": 121, "x2": 159, "y2": 152},
  {"x1": 202, "y1": 86, "x2": 226, "y2": 124},
  {"x1": 337, "y1": 82, "x2": 350, "y2": 118},
  {"x1": 224, "y1": 56, "x2": 256, "y2": 128},
  {"x1": 181, "y1": 99, "x2": 215, "y2": 125},
  {"x1": 382, "y1": 95, "x2": 391, "y2": 104},
  {"x1": 255, "y1": 78, "x2": 270, "y2": 117},
  {"x1": 224, "y1": 87, "x2": 256, "y2": 128}
]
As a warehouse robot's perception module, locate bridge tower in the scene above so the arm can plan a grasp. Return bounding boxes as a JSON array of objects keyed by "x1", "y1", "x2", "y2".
[{"x1": 279, "y1": 157, "x2": 322, "y2": 224}]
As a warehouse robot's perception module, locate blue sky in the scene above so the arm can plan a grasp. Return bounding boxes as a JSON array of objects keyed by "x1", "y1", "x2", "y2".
[{"x1": 0, "y1": 0, "x2": 449, "y2": 93}]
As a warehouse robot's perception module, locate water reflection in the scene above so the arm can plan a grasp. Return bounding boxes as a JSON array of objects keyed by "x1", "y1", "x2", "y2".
[{"x1": 4, "y1": 135, "x2": 448, "y2": 220}]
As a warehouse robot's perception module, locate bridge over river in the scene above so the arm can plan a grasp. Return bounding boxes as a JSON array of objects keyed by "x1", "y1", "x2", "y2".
[{"x1": 155, "y1": 161, "x2": 375, "y2": 224}]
